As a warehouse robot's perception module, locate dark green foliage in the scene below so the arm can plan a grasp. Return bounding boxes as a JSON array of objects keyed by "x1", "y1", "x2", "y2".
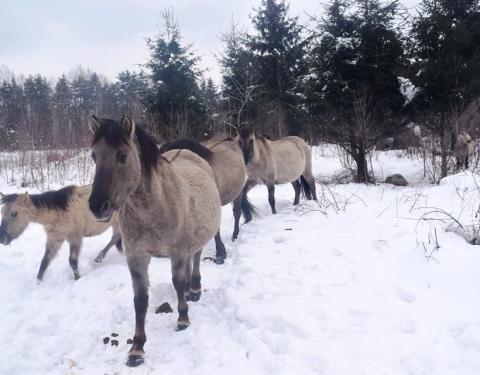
[
  {"x1": 305, "y1": 0, "x2": 405, "y2": 181},
  {"x1": 143, "y1": 10, "x2": 206, "y2": 139}
]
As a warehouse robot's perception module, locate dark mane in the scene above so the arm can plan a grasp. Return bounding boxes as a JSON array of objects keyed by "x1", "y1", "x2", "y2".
[
  {"x1": 1, "y1": 186, "x2": 75, "y2": 211},
  {"x1": 159, "y1": 139, "x2": 213, "y2": 161},
  {"x1": 92, "y1": 118, "x2": 160, "y2": 179}
]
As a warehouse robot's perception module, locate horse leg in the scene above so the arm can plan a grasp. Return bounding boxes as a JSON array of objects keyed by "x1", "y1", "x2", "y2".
[
  {"x1": 37, "y1": 237, "x2": 62, "y2": 281},
  {"x1": 126, "y1": 254, "x2": 151, "y2": 367},
  {"x1": 68, "y1": 238, "x2": 82, "y2": 280},
  {"x1": 232, "y1": 194, "x2": 242, "y2": 241},
  {"x1": 466, "y1": 156, "x2": 469, "y2": 169},
  {"x1": 171, "y1": 255, "x2": 190, "y2": 331},
  {"x1": 292, "y1": 180, "x2": 301, "y2": 205},
  {"x1": 214, "y1": 230, "x2": 226, "y2": 264},
  {"x1": 95, "y1": 231, "x2": 122, "y2": 263},
  {"x1": 241, "y1": 179, "x2": 256, "y2": 223},
  {"x1": 267, "y1": 184, "x2": 277, "y2": 214},
  {"x1": 186, "y1": 250, "x2": 202, "y2": 302}
]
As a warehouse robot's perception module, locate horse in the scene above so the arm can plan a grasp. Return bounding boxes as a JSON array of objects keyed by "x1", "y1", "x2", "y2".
[
  {"x1": 235, "y1": 127, "x2": 317, "y2": 215},
  {"x1": 159, "y1": 138, "x2": 255, "y2": 264},
  {"x1": 0, "y1": 185, "x2": 121, "y2": 281},
  {"x1": 455, "y1": 129, "x2": 475, "y2": 170},
  {"x1": 88, "y1": 114, "x2": 221, "y2": 367}
]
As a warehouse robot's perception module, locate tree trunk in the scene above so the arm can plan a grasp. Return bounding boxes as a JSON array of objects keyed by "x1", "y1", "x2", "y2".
[{"x1": 353, "y1": 142, "x2": 369, "y2": 183}]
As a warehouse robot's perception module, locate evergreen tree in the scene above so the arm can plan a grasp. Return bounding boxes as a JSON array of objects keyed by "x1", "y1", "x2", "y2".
[
  {"x1": 219, "y1": 21, "x2": 259, "y2": 132},
  {"x1": 409, "y1": 0, "x2": 480, "y2": 176},
  {"x1": 250, "y1": 0, "x2": 307, "y2": 135},
  {"x1": 144, "y1": 9, "x2": 206, "y2": 139},
  {"x1": 306, "y1": 0, "x2": 405, "y2": 182}
]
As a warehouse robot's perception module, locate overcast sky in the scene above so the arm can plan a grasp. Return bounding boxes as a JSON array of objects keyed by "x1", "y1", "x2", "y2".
[{"x1": 1, "y1": 0, "x2": 419, "y2": 83}]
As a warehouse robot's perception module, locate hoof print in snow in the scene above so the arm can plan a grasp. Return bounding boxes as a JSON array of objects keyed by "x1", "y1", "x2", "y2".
[
  {"x1": 385, "y1": 174, "x2": 408, "y2": 186},
  {"x1": 111, "y1": 332, "x2": 119, "y2": 337},
  {"x1": 155, "y1": 302, "x2": 173, "y2": 314},
  {"x1": 103, "y1": 336, "x2": 110, "y2": 345},
  {"x1": 110, "y1": 339, "x2": 119, "y2": 347},
  {"x1": 127, "y1": 338, "x2": 133, "y2": 345}
]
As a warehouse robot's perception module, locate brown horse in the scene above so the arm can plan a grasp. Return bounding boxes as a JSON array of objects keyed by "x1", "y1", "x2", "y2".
[
  {"x1": 455, "y1": 129, "x2": 475, "y2": 170},
  {"x1": 235, "y1": 128, "x2": 317, "y2": 216},
  {"x1": 159, "y1": 138, "x2": 255, "y2": 264},
  {"x1": 88, "y1": 114, "x2": 221, "y2": 367},
  {"x1": 0, "y1": 186, "x2": 121, "y2": 280}
]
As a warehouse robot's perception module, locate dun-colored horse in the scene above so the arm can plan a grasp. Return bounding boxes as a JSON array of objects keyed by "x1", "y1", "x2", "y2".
[
  {"x1": 88, "y1": 115, "x2": 221, "y2": 367},
  {"x1": 236, "y1": 128, "x2": 317, "y2": 215},
  {"x1": 0, "y1": 186, "x2": 121, "y2": 280},
  {"x1": 159, "y1": 138, "x2": 255, "y2": 264},
  {"x1": 455, "y1": 129, "x2": 475, "y2": 170}
]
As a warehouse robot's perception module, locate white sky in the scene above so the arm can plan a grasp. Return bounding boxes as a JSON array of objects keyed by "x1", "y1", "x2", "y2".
[{"x1": 0, "y1": 0, "x2": 419, "y2": 83}]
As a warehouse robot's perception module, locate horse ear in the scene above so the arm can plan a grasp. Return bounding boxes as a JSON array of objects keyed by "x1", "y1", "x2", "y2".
[
  {"x1": 18, "y1": 191, "x2": 30, "y2": 204},
  {"x1": 121, "y1": 114, "x2": 135, "y2": 138},
  {"x1": 88, "y1": 114, "x2": 101, "y2": 134}
]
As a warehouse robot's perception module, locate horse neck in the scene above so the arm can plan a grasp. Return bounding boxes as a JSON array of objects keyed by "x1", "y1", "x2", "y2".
[
  {"x1": 28, "y1": 205, "x2": 59, "y2": 227},
  {"x1": 253, "y1": 138, "x2": 270, "y2": 164},
  {"x1": 127, "y1": 163, "x2": 171, "y2": 210}
]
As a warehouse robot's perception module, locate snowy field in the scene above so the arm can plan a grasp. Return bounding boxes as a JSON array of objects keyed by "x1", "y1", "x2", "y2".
[{"x1": 1, "y1": 146, "x2": 480, "y2": 375}]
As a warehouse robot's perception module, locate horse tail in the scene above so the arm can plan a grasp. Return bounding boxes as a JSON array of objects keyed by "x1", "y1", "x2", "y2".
[
  {"x1": 300, "y1": 176, "x2": 313, "y2": 200},
  {"x1": 159, "y1": 139, "x2": 213, "y2": 161},
  {"x1": 241, "y1": 192, "x2": 257, "y2": 223},
  {"x1": 115, "y1": 239, "x2": 123, "y2": 252}
]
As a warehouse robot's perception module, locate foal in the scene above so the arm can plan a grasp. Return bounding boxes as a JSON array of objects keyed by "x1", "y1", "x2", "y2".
[
  {"x1": 235, "y1": 128, "x2": 317, "y2": 215},
  {"x1": 88, "y1": 115, "x2": 221, "y2": 367},
  {"x1": 0, "y1": 185, "x2": 121, "y2": 280},
  {"x1": 159, "y1": 138, "x2": 255, "y2": 264}
]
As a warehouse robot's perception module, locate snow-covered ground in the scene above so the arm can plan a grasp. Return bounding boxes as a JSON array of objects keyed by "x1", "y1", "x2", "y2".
[{"x1": 1, "y1": 146, "x2": 480, "y2": 375}]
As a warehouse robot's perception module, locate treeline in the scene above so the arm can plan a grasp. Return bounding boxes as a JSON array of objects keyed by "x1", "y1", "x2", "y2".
[{"x1": 1, "y1": 0, "x2": 480, "y2": 182}]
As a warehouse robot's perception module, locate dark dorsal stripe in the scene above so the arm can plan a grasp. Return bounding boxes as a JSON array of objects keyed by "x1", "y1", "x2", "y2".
[
  {"x1": 159, "y1": 139, "x2": 213, "y2": 161},
  {"x1": 92, "y1": 118, "x2": 160, "y2": 179},
  {"x1": 1, "y1": 186, "x2": 75, "y2": 210}
]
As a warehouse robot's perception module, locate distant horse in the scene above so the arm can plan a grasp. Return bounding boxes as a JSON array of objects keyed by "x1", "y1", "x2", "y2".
[
  {"x1": 235, "y1": 128, "x2": 317, "y2": 215},
  {"x1": 88, "y1": 114, "x2": 221, "y2": 367},
  {"x1": 0, "y1": 186, "x2": 121, "y2": 281},
  {"x1": 159, "y1": 138, "x2": 255, "y2": 264},
  {"x1": 455, "y1": 129, "x2": 475, "y2": 170}
]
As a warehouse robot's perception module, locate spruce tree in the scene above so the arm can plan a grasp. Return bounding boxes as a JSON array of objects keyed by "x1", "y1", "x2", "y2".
[
  {"x1": 249, "y1": 0, "x2": 307, "y2": 136},
  {"x1": 144, "y1": 9, "x2": 206, "y2": 139},
  {"x1": 306, "y1": 0, "x2": 405, "y2": 182}
]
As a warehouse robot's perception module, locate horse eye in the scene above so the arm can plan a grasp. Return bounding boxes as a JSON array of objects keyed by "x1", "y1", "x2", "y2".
[
  {"x1": 11, "y1": 212, "x2": 17, "y2": 218},
  {"x1": 118, "y1": 153, "x2": 128, "y2": 164},
  {"x1": 91, "y1": 152, "x2": 96, "y2": 163}
]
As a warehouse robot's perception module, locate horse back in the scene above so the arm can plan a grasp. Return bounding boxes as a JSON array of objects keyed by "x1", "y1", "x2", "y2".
[{"x1": 204, "y1": 140, "x2": 246, "y2": 205}]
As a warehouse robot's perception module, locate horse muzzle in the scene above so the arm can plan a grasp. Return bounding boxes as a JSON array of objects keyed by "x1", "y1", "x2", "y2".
[
  {"x1": 0, "y1": 228, "x2": 11, "y2": 246},
  {"x1": 89, "y1": 199, "x2": 114, "y2": 223}
]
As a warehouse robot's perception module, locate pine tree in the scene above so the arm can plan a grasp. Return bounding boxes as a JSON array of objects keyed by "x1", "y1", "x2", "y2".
[
  {"x1": 250, "y1": 0, "x2": 307, "y2": 135},
  {"x1": 219, "y1": 21, "x2": 259, "y2": 133},
  {"x1": 306, "y1": 0, "x2": 405, "y2": 182},
  {"x1": 144, "y1": 9, "x2": 206, "y2": 139},
  {"x1": 410, "y1": 0, "x2": 480, "y2": 176},
  {"x1": 53, "y1": 75, "x2": 72, "y2": 146}
]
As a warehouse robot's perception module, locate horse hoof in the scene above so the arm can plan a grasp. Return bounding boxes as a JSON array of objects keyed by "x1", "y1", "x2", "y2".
[
  {"x1": 176, "y1": 322, "x2": 190, "y2": 331},
  {"x1": 186, "y1": 290, "x2": 202, "y2": 302},
  {"x1": 74, "y1": 274, "x2": 81, "y2": 281},
  {"x1": 94, "y1": 256, "x2": 104, "y2": 263},
  {"x1": 215, "y1": 256, "x2": 225, "y2": 265},
  {"x1": 126, "y1": 354, "x2": 144, "y2": 367}
]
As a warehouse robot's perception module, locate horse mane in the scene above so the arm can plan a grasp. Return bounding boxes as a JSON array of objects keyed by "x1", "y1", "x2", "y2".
[
  {"x1": 159, "y1": 139, "x2": 213, "y2": 161},
  {"x1": 1, "y1": 186, "x2": 75, "y2": 211},
  {"x1": 92, "y1": 118, "x2": 160, "y2": 179}
]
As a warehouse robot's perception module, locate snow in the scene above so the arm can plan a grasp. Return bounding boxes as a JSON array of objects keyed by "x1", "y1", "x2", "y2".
[{"x1": 1, "y1": 146, "x2": 480, "y2": 374}]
